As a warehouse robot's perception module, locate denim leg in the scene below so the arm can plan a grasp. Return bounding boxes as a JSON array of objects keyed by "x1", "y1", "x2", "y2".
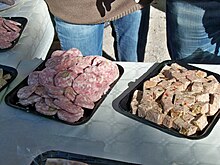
[
  {"x1": 111, "y1": 6, "x2": 150, "y2": 62},
  {"x1": 54, "y1": 17, "x2": 104, "y2": 56},
  {"x1": 166, "y1": 0, "x2": 220, "y2": 63}
]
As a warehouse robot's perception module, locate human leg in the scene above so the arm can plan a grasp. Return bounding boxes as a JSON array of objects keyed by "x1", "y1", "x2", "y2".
[
  {"x1": 166, "y1": 0, "x2": 220, "y2": 62},
  {"x1": 111, "y1": 6, "x2": 150, "y2": 62},
  {"x1": 54, "y1": 17, "x2": 104, "y2": 56}
]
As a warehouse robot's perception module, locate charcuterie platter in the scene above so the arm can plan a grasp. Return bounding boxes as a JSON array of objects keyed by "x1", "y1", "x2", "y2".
[
  {"x1": 113, "y1": 60, "x2": 220, "y2": 139},
  {"x1": 5, "y1": 48, "x2": 124, "y2": 125},
  {"x1": 0, "y1": 17, "x2": 27, "y2": 51}
]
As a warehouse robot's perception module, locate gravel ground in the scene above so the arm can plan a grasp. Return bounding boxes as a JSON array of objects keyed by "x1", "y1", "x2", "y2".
[{"x1": 103, "y1": 0, "x2": 170, "y2": 63}]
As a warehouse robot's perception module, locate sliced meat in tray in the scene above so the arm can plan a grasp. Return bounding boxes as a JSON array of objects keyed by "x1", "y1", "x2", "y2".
[
  {"x1": 5, "y1": 48, "x2": 124, "y2": 125},
  {"x1": 0, "y1": 17, "x2": 27, "y2": 51},
  {"x1": 113, "y1": 60, "x2": 220, "y2": 139}
]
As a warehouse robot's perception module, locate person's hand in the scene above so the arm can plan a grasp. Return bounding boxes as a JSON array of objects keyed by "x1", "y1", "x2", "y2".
[
  {"x1": 0, "y1": 0, "x2": 15, "y2": 5},
  {"x1": 96, "y1": 0, "x2": 116, "y2": 17}
]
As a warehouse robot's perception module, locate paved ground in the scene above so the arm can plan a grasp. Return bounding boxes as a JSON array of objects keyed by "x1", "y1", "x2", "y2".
[{"x1": 103, "y1": 0, "x2": 170, "y2": 63}]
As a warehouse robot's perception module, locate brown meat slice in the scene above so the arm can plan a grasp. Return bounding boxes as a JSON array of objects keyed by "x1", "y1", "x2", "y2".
[
  {"x1": 17, "y1": 85, "x2": 37, "y2": 99},
  {"x1": 143, "y1": 80, "x2": 158, "y2": 89},
  {"x1": 57, "y1": 109, "x2": 84, "y2": 123},
  {"x1": 144, "y1": 109, "x2": 164, "y2": 125},
  {"x1": 138, "y1": 100, "x2": 162, "y2": 118},
  {"x1": 130, "y1": 90, "x2": 143, "y2": 115},
  {"x1": 192, "y1": 114, "x2": 208, "y2": 131},
  {"x1": 161, "y1": 89, "x2": 175, "y2": 114},
  {"x1": 74, "y1": 94, "x2": 95, "y2": 109},
  {"x1": 35, "y1": 100, "x2": 58, "y2": 116}
]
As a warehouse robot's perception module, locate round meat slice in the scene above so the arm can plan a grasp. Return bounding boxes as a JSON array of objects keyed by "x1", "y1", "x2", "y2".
[
  {"x1": 74, "y1": 94, "x2": 95, "y2": 109},
  {"x1": 39, "y1": 68, "x2": 57, "y2": 86},
  {"x1": 54, "y1": 70, "x2": 75, "y2": 88},
  {"x1": 64, "y1": 86, "x2": 77, "y2": 101},
  {"x1": 57, "y1": 109, "x2": 84, "y2": 123},
  {"x1": 35, "y1": 100, "x2": 58, "y2": 116},
  {"x1": 44, "y1": 84, "x2": 64, "y2": 97},
  {"x1": 50, "y1": 50, "x2": 66, "y2": 58},
  {"x1": 72, "y1": 72, "x2": 108, "y2": 102},
  {"x1": 53, "y1": 98, "x2": 83, "y2": 114},
  {"x1": 17, "y1": 85, "x2": 37, "y2": 99},
  {"x1": 45, "y1": 98, "x2": 60, "y2": 109},
  {"x1": 18, "y1": 94, "x2": 42, "y2": 106},
  {"x1": 28, "y1": 71, "x2": 41, "y2": 86}
]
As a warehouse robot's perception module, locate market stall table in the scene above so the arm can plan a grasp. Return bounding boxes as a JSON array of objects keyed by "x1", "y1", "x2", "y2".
[
  {"x1": 0, "y1": 62, "x2": 219, "y2": 165},
  {"x1": 0, "y1": 0, "x2": 54, "y2": 100}
]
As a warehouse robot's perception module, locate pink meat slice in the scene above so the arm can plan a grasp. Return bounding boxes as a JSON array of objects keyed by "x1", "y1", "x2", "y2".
[
  {"x1": 57, "y1": 109, "x2": 84, "y2": 123},
  {"x1": 18, "y1": 94, "x2": 42, "y2": 106},
  {"x1": 39, "y1": 68, "x2": 57, "y2": 86},
  {"x1": 54, "y1": 70, "x2": 73, "y2": 88},
  {"x1": 53, "y1": 98, "x2": 84, "y2": 114},
  {"x1": 64, "y1": 86, "x2": 77, "y2": 101},
  {"x1": 17, "y1": 85, "x2": 37, "y2": 99},
  {"x1": 74, "y1": 94, "x2": 95, "y2": 109},
  {"x1": 35, "y1": 100, "x2": 58, "y2": 116},
  {"x1": 44, "y1": 84, "x2": 64, "y2": 97},
  {"x1": 28, "y1": 71, "x2": 40, "y2": 85},
  {"x1": 45, "y1": 98, "x2": 60, "y2": 109},
  {"x1": 0, "y1": 31, "x2": 20, "y2": 42},
  {"x1": 0, "y1": 40, "x2": 12, "y2": 49},
  {"x1": 3, "y1": 19, "x2": 21, "y2": 33},
  {"x1": 72, "y1": 72, "x2": 108, "y2": 102}
]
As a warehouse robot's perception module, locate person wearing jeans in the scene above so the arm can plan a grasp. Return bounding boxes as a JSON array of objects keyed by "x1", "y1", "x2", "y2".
[
  {"x1": 166, "y1": 0, "x2": 220, "y2": 63},
  {"x1": 45, "y1": 0, "x2": 152, "y2": 62}
]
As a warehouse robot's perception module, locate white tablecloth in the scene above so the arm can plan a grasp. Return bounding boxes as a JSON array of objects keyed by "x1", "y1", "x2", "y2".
[
  {"x1": 0, "y1": 62, "x2": 219, "y2": 165},
  {"x1": 0, "y1": 0, "x2": 54, "y2": 99}
]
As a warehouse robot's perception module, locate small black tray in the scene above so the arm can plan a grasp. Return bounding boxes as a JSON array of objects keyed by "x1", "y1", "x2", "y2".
[
  {"x1": 113, "y1": 60, "x2": 220, "y2": 139},
  {"x1": 31, "y1": 150, "x2": 139, "y2": 165},
  {"x1": 0, "y1": 17, "x2": 28, "y2": 51},
  {"x1": 5, "y1": 56, "x2": 124, "y2": 125},
  {"x1": 0, "y1": 64, "x2": 17, "y2": 93}
]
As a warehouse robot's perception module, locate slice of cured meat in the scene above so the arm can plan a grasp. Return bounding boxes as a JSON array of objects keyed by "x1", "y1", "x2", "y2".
[
  {"x1": 17, "y1": 85, "x2": 37, "y2": 99},
  {"x1": 39, "y1": 68, "x2": 57, "y2": 86},
  {"x1": 35, "y1": 100, "x2": 58, "y2": 116},
  {"x1": 18, "y1": 94, "x2": 42, "y2": 106},
  {"x1": 28, "y1": 71, "x2": 40, "y2": 86},
  {"x1": 74, "y1": 94, "x2": 95, "y2": 109},
  {"x1": 57, "y1": 109, "x2": 84, "y2": 123},
  {"x1": 54, "y1": 70, "x2": 75, "y2": 88},
  {"x1": 64, "y1": 86, "x2": 77, "y2": 102}
]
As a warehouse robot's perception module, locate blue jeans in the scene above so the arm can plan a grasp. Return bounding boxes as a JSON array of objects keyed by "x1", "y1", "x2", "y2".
[
  {"x1": 54, "y1": 7, "x2": 150, "y2": 62},
  {"x1": 166, "y1": 0, "x2": 220, "y2": 63}
]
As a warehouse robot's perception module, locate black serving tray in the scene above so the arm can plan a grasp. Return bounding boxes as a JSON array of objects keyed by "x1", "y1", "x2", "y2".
[
  {"x1": 5, "y1": 55, "x2": 124, "y2": 125},
  {"x1": 113, "y1": 60, "x2": 220, "y2": 139},
  {"x1": 0, "y1": 17, "x2": 28, "y2": 51},
  {"x1": 0, "y1": 64, "x2": 17, "y2": 93},
  {"x1": 31, "y1": 150, "x2": 139, "y2": 165}
]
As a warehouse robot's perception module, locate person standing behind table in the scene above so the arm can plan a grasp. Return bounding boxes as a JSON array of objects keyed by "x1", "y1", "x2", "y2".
[
  {"x1": 166, "y1": 0, "x2": 220, "y2": 63},
  {"x1": 45, "y1": 0, "x2": 153, "y2": 62}
]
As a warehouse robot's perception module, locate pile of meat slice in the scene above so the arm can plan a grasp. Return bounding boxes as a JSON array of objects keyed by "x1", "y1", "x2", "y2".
[
  {"x1": 17, "y1": 48, "x2": 119, "y2": 123},
  {"x1": 0, "y1": 17, "x2": 21, "y2": 49},
  {"x1": 131, "y1": 63, "x2": 220, "y2": 136}
]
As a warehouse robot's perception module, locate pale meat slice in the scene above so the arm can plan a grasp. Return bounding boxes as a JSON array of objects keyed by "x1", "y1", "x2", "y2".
[
  {"x1": 18, "y1": 94, "x2": 42, "y2": 106},
  {"x1": 74, "y1": 94, "x2": 95, "y2": 109},
  {"x1": 143, "y1": 80, "x2": 158, "y2": 89},
  {"x1": 162, "y1": 115, "x2": 174, "y2": 128},
  {"x1": 190, "y1": 102, "x2": 209, "y2": 115},
  {"x1": 161, "y1": 89, "x2": 175, "y2": 114},
  {"x1": 57, "y1": 109, "x2": 84, "y2": 123},
  {"x1": 170, "y1": 63, "x2": 188, "y2": 72},
  {"x1": 195, "y1": 93, "x2": 209, "y2": 103},
  {"x1": 208, "y1": 93, "x2": 220, "y2": 116},
  {"x1": 35, "y1": 100, "x2": 58, "y2": 116},
  {"x1": 174, "y1": 91, "x2": 196, "y2": 107},
  {"x1": 192, "y1": 114, "x2": 208, "y2": 131},
  {"x1": 138, "y1": 100, "x2": 162, "y2": 118},
  {"x1": 190, "y1": 82, "x2": 204, "y2": 93},
  {"x1": 203, "y1": 76, "x2": 219, "y2": 93},
  {"x1": 181, "y1": 112, "x2": 195, "y2": 123},
  {"x1": 17, "y1": 85, "x2": 37, "y2": 99},
  {"x1": 144, "y1": 109, "x2": 164, "y2": 125},
  {"x1": 179, "y1": 123, "x2": 198, "y2": 136},
  {"x1": 151, "y1": 85, "x2": 165, "y2": 100},
  {"x1": 130, "y1": 90, "x2": 143, "y2": 115}
]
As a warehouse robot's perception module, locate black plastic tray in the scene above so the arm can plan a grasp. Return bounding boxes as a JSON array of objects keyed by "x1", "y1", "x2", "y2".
[
  {"x1": 113, "y1": 60, "x2": 220, "y2": 139},
  {"x1": 5, "y1": 57, "x2": 124, "y2": 125},
  {"x1": 31, "y1": 150, "x2": 139, "y2": 165},
  {"x1": 0, "y1": 64, "x2": 17, "y2": 92},
  {"x1": 0, "y1": 17, "x2": 28, "y2": 51}
]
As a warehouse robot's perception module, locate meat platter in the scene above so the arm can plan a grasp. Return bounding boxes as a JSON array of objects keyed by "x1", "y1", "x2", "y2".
[
  {"x1": 0, "y1": 64, "x2": 17, "y2": 93},
  {"x1": 113, "y1": 60, "x2": 220, "y2": 139},
  {"x1": 0, "y1": 17, "x2": 27, "y2": 51},
  {"x1": 5, "y1": 48, "x2": 124, "y2": 125},
  {"x1": 30, "y1": 150, "x2": 139, "y2": 165}
]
